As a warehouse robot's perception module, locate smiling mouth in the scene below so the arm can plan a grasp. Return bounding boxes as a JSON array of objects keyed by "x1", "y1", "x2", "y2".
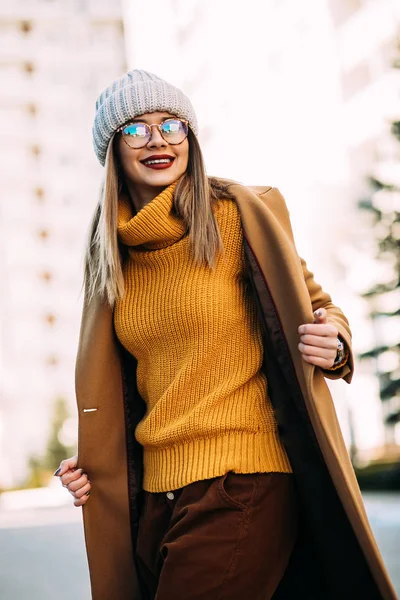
[{"x1": 141, "y1": 156, "x2": 175, "y2": 170}]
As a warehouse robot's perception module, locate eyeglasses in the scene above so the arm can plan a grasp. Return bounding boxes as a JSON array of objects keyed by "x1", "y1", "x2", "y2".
[{"x1": 116, "y1": 118, "x2": 189, "y2": 149}]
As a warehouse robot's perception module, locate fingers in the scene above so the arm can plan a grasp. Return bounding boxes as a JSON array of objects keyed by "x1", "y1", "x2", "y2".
[
  {"x1": 72, "y1": 483, "x2": 91, "y2": 507},
  {"x1": 72, "y1": 481, "x2": 91, "y2": 499},
  {"x1": 298, "y1": 318, "x2": 338, "y2": 368},
  {"x1": 63, "y1": 469, "x2": 88, "y2": 492},
  {"x1": 301, "y1": 354, "x2": 335, "y2": 368},
  {"x1": 298, "y1": 323, "x2": 338, "y2": 338},
  {"x1": 299, "y1": 342, "x2": 336, "y2": 362},
  {"x1": 63, "y1": 470, "x2": 91, "y2": 506},
  {"x1": 73, "y1": 492, "x2": 90, "y2": 507},
  {"x1": 54, "y1": 456, "x2": 91, "y2": 507},
  {"x1": 313, "y1": 307, "x2": 328, "y2": 322},
  {"x1": 60, "y1": 467, "x2": 83, "y2": 487},
  {"x1": 53, "y1": 455, "x2": 78, "y2": 477},
  {"x1": 299, "y1": 334, "x2": 337, "y2": 350}
]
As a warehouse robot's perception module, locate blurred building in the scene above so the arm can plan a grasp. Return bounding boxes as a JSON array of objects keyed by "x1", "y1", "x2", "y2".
[
  {"x1": 329, "y1": 0, "x2": 400, "y2": 183},
  {"x1": 328, "y1": 0, "x2": 400, "y2": 454},
  {"x1": 0, "y1": 0, "x2": 126, "y2": 488}
]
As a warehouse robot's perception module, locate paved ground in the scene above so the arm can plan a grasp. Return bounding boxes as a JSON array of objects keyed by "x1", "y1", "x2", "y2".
[
  {"x1": 0, "y1": 506, "x2": 90, "y2": 600},
  {"x1": 0, "y1": 491, "x2": 399, "y2": 599},
  {"x1": 362, "y1": 491, "x2": 400, "y2": 596}
]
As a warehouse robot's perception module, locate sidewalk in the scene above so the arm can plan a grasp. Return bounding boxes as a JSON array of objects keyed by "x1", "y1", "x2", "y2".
[{"x1": 0, "y1": 480, "x2": 79, "y2": 529}]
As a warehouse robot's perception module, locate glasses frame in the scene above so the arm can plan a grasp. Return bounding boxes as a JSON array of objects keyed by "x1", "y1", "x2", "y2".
[{"x1": 116, "y1": 117, "x2": 189, "y2": 149}]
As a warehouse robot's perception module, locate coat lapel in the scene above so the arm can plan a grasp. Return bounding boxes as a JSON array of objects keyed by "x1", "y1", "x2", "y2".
[{"x1": 228, "y1": 183, "x2": 315, "y2": 396}]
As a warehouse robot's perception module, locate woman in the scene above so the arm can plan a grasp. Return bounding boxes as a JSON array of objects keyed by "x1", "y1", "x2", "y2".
[{"x1": 54, "y1": 70, "x2": 396, "y2": 600}]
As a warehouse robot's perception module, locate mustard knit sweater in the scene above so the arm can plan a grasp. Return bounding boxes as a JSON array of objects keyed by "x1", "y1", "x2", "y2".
[{"x1": 114, "y1": 182, "x2": 292, "y2": 492}]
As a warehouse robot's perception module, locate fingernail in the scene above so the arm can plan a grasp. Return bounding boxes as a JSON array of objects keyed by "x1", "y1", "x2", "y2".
[
  {"x1": 314, "y1": 309, "x2": 322, "y2": 317},
  {"x1": 53, "y1": 467, "x2": 61, "y2": 476},
  {"x1": 85, "y1": 491, "x2": 90, "y2": 496}
]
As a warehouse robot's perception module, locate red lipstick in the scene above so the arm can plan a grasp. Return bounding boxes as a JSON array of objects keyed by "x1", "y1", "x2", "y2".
[{"x1": 141, "y1": 154, "x2": 175, "y2": 170}]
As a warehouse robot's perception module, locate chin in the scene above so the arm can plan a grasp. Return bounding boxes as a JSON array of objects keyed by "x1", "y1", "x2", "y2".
[{"x1": 143, "y1": 170, "x2": 184, "y2": 187}]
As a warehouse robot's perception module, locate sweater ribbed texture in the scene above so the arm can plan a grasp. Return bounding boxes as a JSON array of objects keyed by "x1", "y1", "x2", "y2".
[{"x1": 114, "y1": 182, "x2": 292, "y2": 492}]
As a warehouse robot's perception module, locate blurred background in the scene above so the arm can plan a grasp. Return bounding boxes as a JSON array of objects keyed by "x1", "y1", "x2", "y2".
[{"x1": 0, "y1": 0, "x2": 399, "y2": 598}]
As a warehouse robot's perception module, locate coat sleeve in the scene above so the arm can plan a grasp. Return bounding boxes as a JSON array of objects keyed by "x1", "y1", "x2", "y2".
[
  {"x1": 300, "y1": 256, "x2": 354, "y2": 383},
  {"x1": 264, "y1": 187, "x2": 354, "y2": 384}
]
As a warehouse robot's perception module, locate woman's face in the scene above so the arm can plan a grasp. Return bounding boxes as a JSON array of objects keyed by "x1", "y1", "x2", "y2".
[{"x1": 116, "y1": 111, "x2": 189, "y2": 198}]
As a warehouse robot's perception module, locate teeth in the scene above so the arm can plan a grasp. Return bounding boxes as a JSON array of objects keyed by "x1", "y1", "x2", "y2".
[{"x1": 144, "y1": 158, "x2": 173, "y2": 165}]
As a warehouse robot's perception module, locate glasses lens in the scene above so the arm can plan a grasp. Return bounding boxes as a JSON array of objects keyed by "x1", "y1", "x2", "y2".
[
  {"x1": 121, "y1": 122, "x2": 150, "y2": 148},
  {"x1": 160, "y1": 119, "x2": 188, "y2": 144}
]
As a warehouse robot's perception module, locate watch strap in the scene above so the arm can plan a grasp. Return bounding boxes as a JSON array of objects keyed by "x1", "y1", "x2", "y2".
[{"x1": 328, "y1": 337, "x2": 349, "y2": 370}]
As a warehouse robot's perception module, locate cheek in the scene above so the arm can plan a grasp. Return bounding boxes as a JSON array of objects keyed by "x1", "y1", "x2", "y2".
[
  {"x1": 118, "y1": 144, "x2": 143, "y2": 179},
  {"x1": 176, "y1": 142, "x2": 189, "y2": 170}
]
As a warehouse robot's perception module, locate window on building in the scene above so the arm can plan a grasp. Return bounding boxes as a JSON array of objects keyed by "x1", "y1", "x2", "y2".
[
  {"x1": 31, "y1": 144, "x2": 41, "y2": 158},
  {"x1": 37, "y1": 228, "x2": 50, "y2": 241},
  {"x1": 40, "y1": 271, "x2": 53, "y2": 283},
  {"x1": 44, "y1": 314, "x2": 56, "y2": 326},
  {"x1": 23, "y1": 62, "x2": 35, "y2": 75},
  {"x1": 26, "y1": 104, "x2": 38, "y2": 118},
  {"x1": 20, "y1": 21, "x2": 33, "y2": 35},
  {"x1": 34, "y1": 187, "x2": 45, "y2": 202},
  {"x1": 46, "y1": 355, "x2": 59, "y2": 367}
]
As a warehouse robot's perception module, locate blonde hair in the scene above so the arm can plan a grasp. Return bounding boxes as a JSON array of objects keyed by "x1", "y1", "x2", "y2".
[{"x1": 83, "y1": 129, "x2": 234, "y2": 307}]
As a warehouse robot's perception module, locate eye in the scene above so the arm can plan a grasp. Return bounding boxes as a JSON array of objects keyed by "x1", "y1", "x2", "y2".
[
  {"x1": 161, "y1": 119, "x2": 186, "y2": 135},
  {"x1": 122, "y1": 123, "x2": 148, "y2": 137}
]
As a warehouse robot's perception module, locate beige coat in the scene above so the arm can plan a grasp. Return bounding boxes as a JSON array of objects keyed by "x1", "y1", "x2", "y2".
[{"x1": 75, "y1": 183, "x2": 396, "y2": 599}]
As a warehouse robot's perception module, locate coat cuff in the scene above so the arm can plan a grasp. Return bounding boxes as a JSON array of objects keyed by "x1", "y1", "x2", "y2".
[{"x1": 321, "y1": 331, "x2": 353, "y2": 383}]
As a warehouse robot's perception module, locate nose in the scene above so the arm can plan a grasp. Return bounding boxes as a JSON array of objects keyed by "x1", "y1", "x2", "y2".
[{"x1": 147, "y1": 125, "x2": 167, "y2": 149}]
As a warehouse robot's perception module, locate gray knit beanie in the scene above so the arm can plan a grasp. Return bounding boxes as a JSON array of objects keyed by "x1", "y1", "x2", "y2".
[{"x1": 92, "y1": 69, "x2": 199, "y2": 166}]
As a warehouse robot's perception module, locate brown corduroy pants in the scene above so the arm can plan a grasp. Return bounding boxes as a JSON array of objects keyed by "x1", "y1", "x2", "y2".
[{"x1": 136, "y1": 471, "x2": 298, "y2": 600}]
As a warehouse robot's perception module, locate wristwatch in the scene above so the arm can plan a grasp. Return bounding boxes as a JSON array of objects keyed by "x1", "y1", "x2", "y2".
[{"x1": 333, "y1": 337, "x2": 345, "y2": 366}]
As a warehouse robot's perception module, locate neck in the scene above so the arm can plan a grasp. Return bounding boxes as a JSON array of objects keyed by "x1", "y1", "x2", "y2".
[{"x1": 125, "y1": 180, "x2": 166, "y2": 213}]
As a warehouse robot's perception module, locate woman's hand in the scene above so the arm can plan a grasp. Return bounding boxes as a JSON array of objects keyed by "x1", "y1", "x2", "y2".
[
  {"x1": 298, "y1": 307, "x2": 338, "y2": 369},
  {"x1": 54, "y1": 455, "x2": 91, "y2": 507}
]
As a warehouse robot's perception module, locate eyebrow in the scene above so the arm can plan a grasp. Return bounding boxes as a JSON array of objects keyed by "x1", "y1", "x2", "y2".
[{"x1": 130, "y1": 116, "x2": 173, "y2": 124}]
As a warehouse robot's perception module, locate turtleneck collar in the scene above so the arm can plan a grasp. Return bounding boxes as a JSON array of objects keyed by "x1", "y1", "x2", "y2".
[{"x1": 117, "y1": 181, "x2": 187, "y2": 250}]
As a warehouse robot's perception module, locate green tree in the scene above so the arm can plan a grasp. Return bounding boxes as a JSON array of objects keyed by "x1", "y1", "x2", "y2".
[
  {"x1": 43, "y1": 396, "x2": 72, "y2": 471},
  {"x1": 357, "y1": 118, "x2": 400, "y2": 438},
  {"x1": 24, "y1": 396, "x2": 76, "y2": 489}
]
